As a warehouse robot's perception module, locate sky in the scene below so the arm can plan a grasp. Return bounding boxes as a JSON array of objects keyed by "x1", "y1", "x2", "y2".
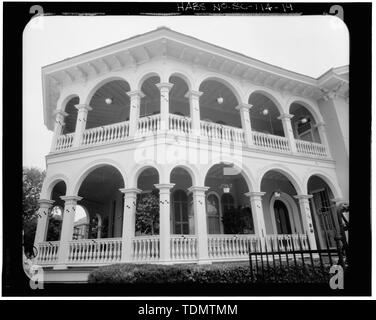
[{"x1": 23, "y1": 15, "x2": 349, "y2": 170}]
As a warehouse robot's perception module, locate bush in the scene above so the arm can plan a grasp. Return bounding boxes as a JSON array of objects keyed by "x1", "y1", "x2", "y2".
[{"x1": 88, "y1": 262, "x2": 331, "y2": 284}]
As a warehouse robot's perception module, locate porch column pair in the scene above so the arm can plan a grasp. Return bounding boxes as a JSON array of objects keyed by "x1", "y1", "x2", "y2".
[
  {"x1": 72, "y1": 104, "x2": 92, "y2": 148},
  {"x1": 54, "y1": 196, "x2": 82, "y2": 269},
  {"x1": 119, "y1": 188, "x2": 141, "y2": 262},
  {"x1": 188, "y1": 186, "x2": 211, "y2": 264},
  {"x1": 50, "y1": 110, "x2": 68, "y2": 152},
  {"x1": 156, "y1": 82, "x2": 174, "y2": 132},
  {"x1": 245, "y1": 192, "x2": 267, "y2": 248},
  {"x1": 185, "y1": 90, "x2": 203, "y2": 136},
  {"x1": 127, "y1": 90, "x2": 145, "y2": 137},
  {"x1": 278, "y1": 113, "x2": 298, "y2": 153},
  {"x1": 33, "y1": 199, "x2": 55, "y2": 247},
  {"x1": 294, "y1": 194, "x2": 317, "y2": 250}
]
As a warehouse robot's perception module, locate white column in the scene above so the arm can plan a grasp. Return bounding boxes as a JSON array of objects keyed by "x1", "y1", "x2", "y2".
[
  {"x1": 294, "y1": 194, "x2": 317, "y2": 250},
  {"x1": 316, "y1": 121, "x2": 332, "y2": 157},
  {"x1": 245, "y1": 192, "x2": 266, "y2": 239},
  {"x1": 154, "y1": 183, "x2": 174, "y2": 263},
  {"x1": 33, "y1": 199, "x2": 55, "y2": 247},
  {"x1": 236, "y1": 103, "x2": 253, "y2": 146},
  {"x1": 185, "y1": 90, "x2": 203, "y2": 136},
  {"x1": 156, "y1": 82, "x2": 174, "y2": 131},
  {"x1": 188, "y1": 186, "x2": 211, "y2": 264},
  {"x1": 54, "y1": 195, "x2": 82, "y2": 269},
  {"x1": 278, "y1": 113, "x2": 297, "y2": 153},
  {"x1": 119, "y1": 188, "x2": 141, "y2": 262},
  {"x1": 72, "y1": 104, "x2": 92, "y2": 148},
  {"x1": 127, "y1": 90, "x2": 145, "y2": 137},
  {"x1": 50, "y1": 110, "x2": 68, "y2": 152}
]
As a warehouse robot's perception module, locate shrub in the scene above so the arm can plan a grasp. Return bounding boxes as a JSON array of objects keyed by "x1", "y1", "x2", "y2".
[{"x1": 88, "y1": 262, "x2": 331, "y2": 284}]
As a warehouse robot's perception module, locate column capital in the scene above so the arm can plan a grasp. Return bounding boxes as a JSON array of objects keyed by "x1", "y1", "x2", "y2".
[
  {"x1": 245, "y1": 191, "x2": 266, "y2": 199},
  {"x1": 38, "y1": 199, "x2": 55, "y2": 207},
  {"x1": 294, "y1": 194, "x2": 313, "y2": 200},
  {"x1": 53, "y1": 109, "x2": 68, "y2": 118},
  {"x1": 119, "y1": 188, "x2": 142, "y2": 196},
  {"x1": 60, "y1": 195, "x2": 83, "y2": 204},
  {"x1": 156, "y1": 82, "x2": 174, "y2": 91},
  {"x1": 74, "y1": 104, "x2": 93, "y2": 112},
  {"x1": 188, "y1": 186, "x2": 210, "y2": 194},
  {"x1": 235, "y1": 103, "x2": 252, "y2": 111},
  {"x1": 277, "y1": 113, "x2": 294, "y2": 120},
  {"x1": 184, "y1": 90, "x2": 203, "y2": 99},
  {"x1": 154, "y1": 183, "x2": 175, "y2": 191},
  {"x1": 126, "y1": 90, "x2": 145, "y2": 99}
]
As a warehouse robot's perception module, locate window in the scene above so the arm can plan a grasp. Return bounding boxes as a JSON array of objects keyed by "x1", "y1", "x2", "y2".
[
  {"x1": 206, "y1": 194, "x2": 221, "y2": 234},
  {"x1": 173, "y1": 190, "x2": 189, "y2": 234},
  {"x1": 295, "y1": 117, "x2": 314, "y2": 141},
  {"x1": 221, "y1": 193, "x2": 235, "y2": 214},
  {"x1": 274, "y1": 200, "x2": 292, "y2": 234}
]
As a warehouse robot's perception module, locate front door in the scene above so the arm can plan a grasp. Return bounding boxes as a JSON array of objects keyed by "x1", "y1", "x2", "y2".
[
  {"x1": 312, "y1": 189, "x2": 337, "y2": 248},
  {"x1": 274, "y1": 200, "x2": 292, "y2": 234},
  {"x1": 173, "y1": 190, "x2": 189, "y2": 234}
]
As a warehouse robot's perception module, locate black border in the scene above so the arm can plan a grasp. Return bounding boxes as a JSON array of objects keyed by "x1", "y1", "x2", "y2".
[{"x1": 3, "y1": 2, "x2": 372, "y2": 297}]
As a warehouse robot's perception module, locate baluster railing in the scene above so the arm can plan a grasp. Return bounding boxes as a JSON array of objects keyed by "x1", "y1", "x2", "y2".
[
  {"x1": 170, "y1": 235, "x2": 198, "y2": 260},
  {"x1": 207, "y1": 235, "x2": 259, "y2": 259},
  {"x1": 295, "y1": 140, "x2": 328, "y2": 157},
  {"x1": 82, "y1": 121, "x2": 129, "y2": 147},
  {"x1": 35, "y1": 241, "x2": 60, "y2": 264},
  {"x1": 137, "y1": 114, "x2": 161, "y2": 135},
  {"x1": 168, "y1": 114, "x2": 192, "y2": 134},
  {"x1": 54, "y1": 133, "x2": 75, "y2": 152},
  {"x1": 132, "y1": 236, "x2": 160, "y2": 261},
  {"x1": 252, "y1": 131, "x2": 290, "y2": 153}
]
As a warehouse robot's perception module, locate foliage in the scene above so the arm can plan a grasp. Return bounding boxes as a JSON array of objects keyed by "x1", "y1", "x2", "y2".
[
  {"x1": 88, "y1": 262, "x2": 331, "y2": 284},
  {"x1": 46, "y1": 215, "x2": 62, "y2": 241},
  {"x1": 221, "y1": 206, "x2": 254, "y2": 234},
  {"x1": 22, "y1": 167, "x2": 46, "y2": 257},
  {"x1": 135, "y1": 189, "x2": 160, "y2": 235}
]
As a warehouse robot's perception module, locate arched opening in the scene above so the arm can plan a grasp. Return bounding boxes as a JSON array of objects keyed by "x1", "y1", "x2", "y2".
[
  {"x1": 140, "y1": 76, "x2": 161, "y2": 117},
  {"x1": 204, "y1": 163, "x2": 253, "y2": 234},
  {"x1": 73, "y1": 205, "x2": 90, "y2": 240},
  {"x1": 136, "y1": 167, "x2": 160, "y2": 235},
  {"x1": 46, "y1": 181, "x2": 66, "y2": 241},
  {"x1": 169, "y1": 75, "x2": 190, "y2": 117},
  {"x1": 199, "y1": 79, "x2": 241, "y2": 128},
  {"x1": 87, "y1": 79, "x2": 131, "y2": 129},
  {"x1": 62, "y1": 96, "x2": 79, "y2": 134},
  {"x1": 260, "y1": 170, "x2": 302, "y2": 235},
  {"x1": 248, "y1": 92, "x2": 284, "y2": 136},
  {"x1": 170, "y1": 167, "x2": 193, "y2": 234},
  {"x1": 307, "y1": 175, "x2": 339, "y2": 248},
  {"x1": 290, "y1": 103, "x2": 321, "y2": 143},
  {"x1": 77, "y1": 165, "x2": 125, "y2": 239}
]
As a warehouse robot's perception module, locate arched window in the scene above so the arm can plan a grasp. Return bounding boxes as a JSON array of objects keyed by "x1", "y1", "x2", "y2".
[
  {"x1": 173, "y1": 190, "x2": 189, "y2": 234},
  {"x1": 206, "y1": 193, "x2": 221, "y2": 234},
  {"x1": 73, "y1": 205, "x2": 89, "y2": 240},
  {"x1": 274, "y1": 200, "x2": 292, "y2": 234},
  {"x1": 221, "y1": 193, "x2": 235, "y2": 214}
]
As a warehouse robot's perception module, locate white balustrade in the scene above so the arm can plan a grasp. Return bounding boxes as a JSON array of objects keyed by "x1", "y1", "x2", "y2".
[
  {"x1": 82, "y1": 121, "x2": 129, "y2": 147},
  {"x1": 296, "y1": 140, "x2": 328, "y2": 157},
  {"x1": 36, "y1": 241, "x2": 60, "y2": 264},
  {"x1": 170, "y1": 235, "x2": 198, "y2": 260},
  {"x1": 67, "y1": 238, "x2": 122, "y2": 264},
  {"x1": 54, "y1": 133, "x2": 74, "y2": 152},
  {"x1": 265, "y1": 234, "x2": 309, "y2": 252},
  {"x1": 137, "y1": 114, "x2": 161, "y2": 134},
  {"x1": 252, "y1": 131, "x2": 290, "y2": 152},
  {"x1": 207, "y1": 234, "x2": 259, "y2": 259},
  {"x1": 200, "y1": 121, "x2": 245, "y2": 144},
  {"x1": 169, "y1": 114, "x2": 192, "y2": 134},
  {"x1": 132, "y1": 236, "x2": 160, "y2": 261}
]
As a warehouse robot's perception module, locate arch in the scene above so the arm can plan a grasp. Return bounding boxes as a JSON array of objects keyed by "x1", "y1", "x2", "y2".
[
  {"x1": 257, "y1": 164, "x2": 303, "y2": 195},
  {"x1": 198, "y1": 75, "x2": 243, "y2": 104},
  {"x1": 269, "y1": 192, "x2": 302, "y2": 234},
  {"x1": 41, "y1": 174, "x2": 70, "y2": 200},
  {"x1": 248, "y1": 89, "x2": 284, "y2": 115},
  {"x1": 304, "y1": 171, "x2": 342, "y2": 199},
  {"x1": 137, "y1": 71, "x2": 162, "y2": 91},
  {"x1": 201, "y1": 160, "x2": 256, "y2": 193},
  {"x1": 59, "y1": 93, "x2": 80, "y2": 112},
  {"x1": 84, "y1": 75, "x2": 131, "y2": 105},
  {"x1": 131, "y1": 164, "x2": 163, "y2": 188},
  {"x1": 71, "y1": 159, "x2": 127, "y2": 196},
  {"x1": 168, "y1": 164, "x2": 199, "y2": 187},
  {"x1": 287, "y1": 98, "x2": 323, "y2": 124},
  {"x1": 167, "y1": 71, "x2": 193, "y2": 90}
]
